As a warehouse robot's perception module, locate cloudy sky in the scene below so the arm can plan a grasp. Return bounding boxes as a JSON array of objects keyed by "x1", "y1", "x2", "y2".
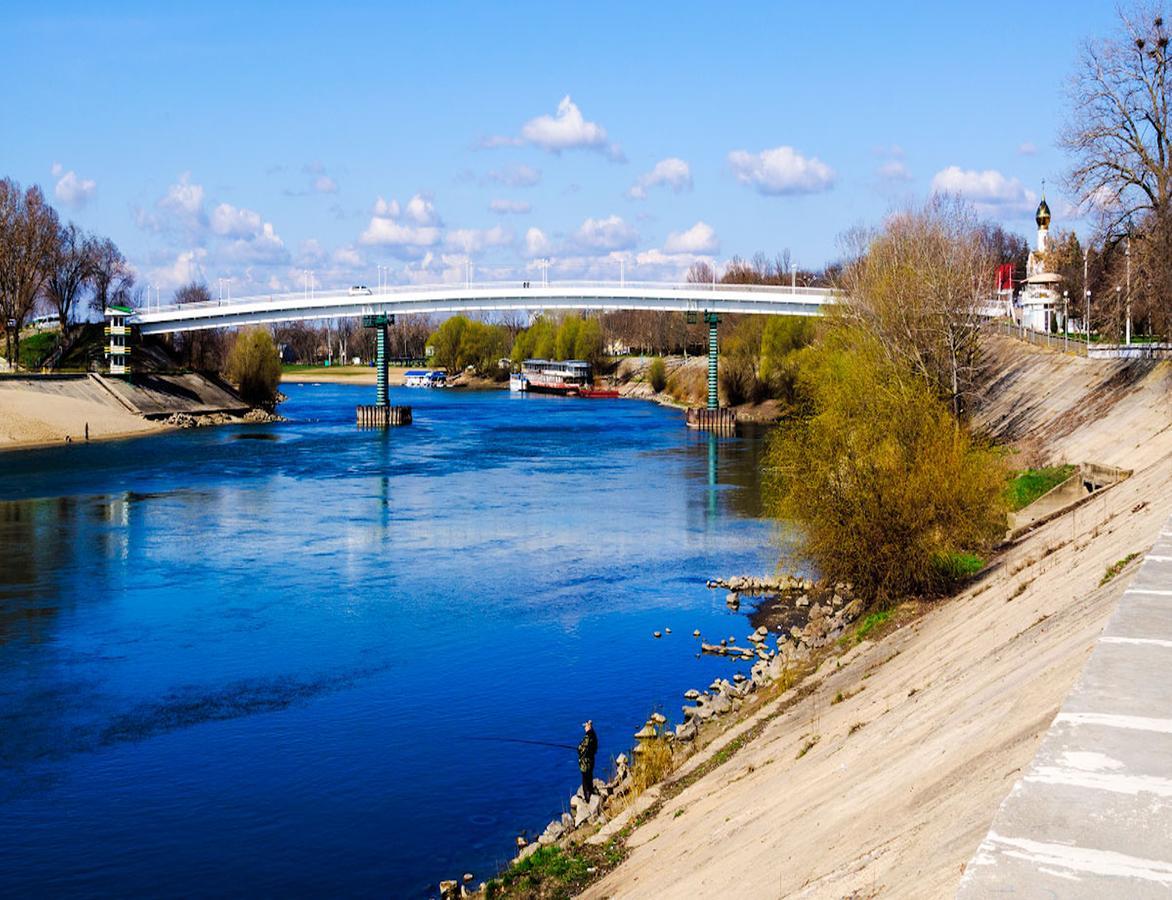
[{"x1": 3, "y1": 1, "x2": 1120, "y2": 297}]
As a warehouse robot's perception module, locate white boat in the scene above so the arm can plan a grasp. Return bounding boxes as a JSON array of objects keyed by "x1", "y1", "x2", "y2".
[{"x1": 509, "y1": 372, "x2": 528, "y2": 392}]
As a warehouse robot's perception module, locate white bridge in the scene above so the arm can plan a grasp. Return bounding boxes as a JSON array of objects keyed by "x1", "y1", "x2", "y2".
[{"x1": 132, "y1": 280, "x2": 837, "y2": 334}]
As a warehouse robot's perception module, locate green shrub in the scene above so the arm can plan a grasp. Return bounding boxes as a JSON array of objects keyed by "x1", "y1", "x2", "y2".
[
  {"x1": 225, "y1": 328, "x2": 282, "y2": 407},
  {"x1": 648, "y1": 356, "x2": 667, "y2": 392},
  {"x1": 765, "y1": 326, "x2": 1007, "y2": 603}
]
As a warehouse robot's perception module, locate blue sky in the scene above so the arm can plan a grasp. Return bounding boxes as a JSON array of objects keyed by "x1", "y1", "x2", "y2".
[{"x1": 2, "y1": 1, "x2": 1121, "y2": 296}]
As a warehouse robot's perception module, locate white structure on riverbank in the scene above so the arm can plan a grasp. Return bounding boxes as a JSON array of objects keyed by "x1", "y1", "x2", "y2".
[{"x1": 1018, "y1": 195, "x2": 1065, "y2": 332}]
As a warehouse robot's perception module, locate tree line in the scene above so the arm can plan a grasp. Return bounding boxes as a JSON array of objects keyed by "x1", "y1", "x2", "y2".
[{"x1": 0, "y1": 178, "x2": 134, "y2": 368}]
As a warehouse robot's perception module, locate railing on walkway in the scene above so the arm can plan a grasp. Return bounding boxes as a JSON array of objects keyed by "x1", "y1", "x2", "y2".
[{"x1": 989, "y1": 320, "x2": 1172, "y2": 359}]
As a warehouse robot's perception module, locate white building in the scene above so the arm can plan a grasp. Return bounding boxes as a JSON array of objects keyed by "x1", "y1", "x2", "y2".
[{"x1": 1018, "y1": 196, "x2": 1065, "y2": 332}]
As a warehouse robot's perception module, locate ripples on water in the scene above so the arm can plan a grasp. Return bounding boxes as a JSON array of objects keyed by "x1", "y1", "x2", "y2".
[{"x1": 0, "y1": 384, "x2": 781, "y2": 896}]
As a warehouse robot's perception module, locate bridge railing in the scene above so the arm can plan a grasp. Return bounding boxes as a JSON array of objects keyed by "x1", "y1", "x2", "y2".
[{"x1": 134, "y1": 280, "x2": 838, "y2": 319}]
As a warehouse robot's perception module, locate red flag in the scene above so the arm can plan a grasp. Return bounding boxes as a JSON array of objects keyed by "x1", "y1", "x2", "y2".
[{"x1": 996, "y1": 264, "x2": 1015, "y2": 292}]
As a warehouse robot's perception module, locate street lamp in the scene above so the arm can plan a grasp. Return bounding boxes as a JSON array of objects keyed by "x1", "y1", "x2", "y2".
[
  {"x1": 1116, "y1": 285, "x2": 1123, "y2": 344},
  {"x1": 790, "y1": 262, "x2": 797, "y2": 294},
  {"x1": 1063, "y1": 290, "x2": 1069, "y2": 353},
  {"x1": 1125, "y1": 237, "x2": 1132, "y2": 345}
]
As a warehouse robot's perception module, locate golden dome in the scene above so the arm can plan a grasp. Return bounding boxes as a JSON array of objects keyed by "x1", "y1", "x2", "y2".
[{"x1": 1036, "y1": 197, "x2": 1051, "y2": 229}]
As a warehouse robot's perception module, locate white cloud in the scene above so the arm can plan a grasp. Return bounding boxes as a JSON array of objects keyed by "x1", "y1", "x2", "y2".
[
  {"x1": 51, "y1": 164, "x2": 96, "y2": 209},
  {"x1": 160, "y1": 172, "x2": 207, "y2": 220},
  {"x1": 313, "y1": 175, "x2": 338, "y2": 194},
  {"x1": 210, "y1": 203, "x2": 263, "y2": 239},
  {"x1": 486, "y1": 96, "x2": 623, "y2": 160},
  {"x1": 1018, "y1": 142, "x2": 1038, "y2": 156},
  {"x1": 150, "y1": 248, "x2": 208, "y2": 291},
  {"x1": 877, "y1": 160, "x2": 912, "y2": 182},
  {"x1": 490, "y1": 199, "x2": 532, "y2": 215},
  {"x1": 359, "y1": 193, "x2": 442, "y2": 255},
  {"x1": 574, "y1": 214, "x2": 638, "y2": 252},
  {"x1": 359, "y1": 218, "x2": 441, "y2": 250},
  {"x1": 404, "y1": 193, "x2": 440, "y2": 226},
  {"x1": 297, "y1": 238, "x2": 327, "y2": 267},
  {"x1": 930, "y1": 166, "x2": 1036, "y2": 213},
  {"x1": 663, "y1": 221, "x2": 718, "y2": 254},
  {"x1": 524, "y1": 227, "x2": 550, "y2": 258},
  {"x1": 445, "y1": 225, "x2": 514, "y2": 254},
  {"x1": 223, "y1": 222, "x2": 289, "y2": 265},
  {"x1": 485, "y1": 164, "x2": 542, "y2": 187},
  {"x1": 627, "y1": 157, "x2": 692, "y2": 200},
  {"x1": 333, "y1": 245, "x2": 363, "y2": 268},
  {"x1": 373, "y1": 196, "x2": 400, "y2": 217},
  {"x1": 728, "y1": 146, "x2": 835, "y2": 195}
]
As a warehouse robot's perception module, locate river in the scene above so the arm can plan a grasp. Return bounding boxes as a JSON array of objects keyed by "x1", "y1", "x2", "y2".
[{"x1": 0, "y1": 383, "x2": 779, "y2": 897}]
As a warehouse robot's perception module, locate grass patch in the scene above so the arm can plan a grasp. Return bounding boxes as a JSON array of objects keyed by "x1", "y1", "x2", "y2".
[
  {"x1": 1005, "y1": 465, "x2": 1076, "y2": 511},
  {"x1": 18, "y1": 331, "x2": 59, "y2": 368},
  {"x1": 932, "y1": 551, "x2": 985, "y2": 584},
  {"x1": 796, "y1": 735, "x2": 820, "y2": 759},
  {"x1": 1101, "y1": 552, "x2": 1141, "y2": 586},
  {"x1": 853, "y1": 610, "x2": 892, "y2": 643},
  {"x1": 485, "y1": 840, "x2": 625, "y2": 899}
]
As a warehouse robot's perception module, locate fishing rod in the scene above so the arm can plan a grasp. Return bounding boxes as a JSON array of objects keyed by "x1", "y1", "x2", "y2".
[{"x1": 469, "y1": 736, "x2": 579, "y2": 751}]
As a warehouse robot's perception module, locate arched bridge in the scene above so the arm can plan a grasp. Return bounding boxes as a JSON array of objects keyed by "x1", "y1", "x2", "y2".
[{"x1": 131, "y1": 280, "x2": 837, "y2": 335}]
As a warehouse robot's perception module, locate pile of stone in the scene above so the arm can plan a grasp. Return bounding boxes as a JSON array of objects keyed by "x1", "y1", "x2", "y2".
[
  {"x1": 511, "y1": 752, "x2": 633, "y2": 866},
  {"x1": 437, "y1": 874, "x2": 477, "y2": 898},
  {"x1": 707, "y1": 574, "x2": 814, "y2": 593}
]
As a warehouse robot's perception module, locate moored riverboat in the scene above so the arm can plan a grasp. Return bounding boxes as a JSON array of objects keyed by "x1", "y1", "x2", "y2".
[{"x1": 515, "y1": 359, "x2": 592, "y2": 395}]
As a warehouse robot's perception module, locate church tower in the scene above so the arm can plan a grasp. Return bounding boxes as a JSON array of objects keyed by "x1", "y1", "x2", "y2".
[{"x1": 1035, "y1": 194, "x2": 1051, "y2": 252}]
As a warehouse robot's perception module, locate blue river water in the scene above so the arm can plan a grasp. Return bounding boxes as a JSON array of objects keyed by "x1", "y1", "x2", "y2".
[{"x1": 0, "y1": 383, "x2": 779, "y2": 897}]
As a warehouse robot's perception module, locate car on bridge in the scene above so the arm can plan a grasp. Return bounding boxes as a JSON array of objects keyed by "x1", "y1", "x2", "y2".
[{"x1": 348, "y1": 285, "x2": 373, "y2": 296}]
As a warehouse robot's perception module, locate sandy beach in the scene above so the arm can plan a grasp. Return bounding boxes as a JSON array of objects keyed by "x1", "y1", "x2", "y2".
[
  {"x1": 0, "y1": 379, "x2": 166, "y2": 450},
  {"x1": 280, "y1": 365, "x2": 405, "y2": 386}
]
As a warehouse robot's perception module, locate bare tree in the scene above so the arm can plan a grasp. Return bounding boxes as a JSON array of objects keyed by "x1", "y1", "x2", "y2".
[
  {"x1": 42, "y1": 223, "x2": 97, "y2": 332},
  {"x1": 838, "y1": 195, "x2": 995, "y2": 418},
  {"x1": 175, "y1": 281, "x2": 212, "y2": 305},
  {"x1": 90, "y1": 238, "x2": 134, "y2": 313},
  {"x1": 1063, "y1": 4, "x2": 1172, "y2": 329},
  {"x1": 686, "y1": 261, "x2": 714, "y2": 284},
  {"x1": 0, "y1": 180, "x2": 59, "y2": 369}
]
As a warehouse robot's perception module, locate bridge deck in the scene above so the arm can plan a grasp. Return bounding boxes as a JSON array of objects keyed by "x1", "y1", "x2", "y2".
[{"x1": 131, "y1": 281, "x2": 836, "y2": 333}]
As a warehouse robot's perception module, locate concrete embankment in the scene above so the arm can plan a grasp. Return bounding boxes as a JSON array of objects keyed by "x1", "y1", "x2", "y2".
[
  {"x1": 579, "y1": 335, "x2": 1172, "y2": 899},
  {"x1": 959, "y1": 519, "x2": 1172, "y2": 896},
  {"x1": 0, "y1": 372, "x2": 254, "y2": 450}
]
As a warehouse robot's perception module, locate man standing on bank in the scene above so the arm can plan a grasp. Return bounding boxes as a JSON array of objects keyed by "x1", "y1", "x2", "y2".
[{"x1": 578, "y1": 720, "x2": 598, "y2": 800}]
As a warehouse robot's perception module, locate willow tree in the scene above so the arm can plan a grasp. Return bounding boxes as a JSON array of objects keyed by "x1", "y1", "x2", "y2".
[{"x1": 1063, "y1": 5, "x2": 1172, "y2": 333}]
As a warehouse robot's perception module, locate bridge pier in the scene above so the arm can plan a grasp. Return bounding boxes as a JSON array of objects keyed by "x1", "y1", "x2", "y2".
[
  {"x1": 705, "y1": 312, "x2": 720, "y2": 409},
  {"x1": 364, "y1": 313, "x2": 394, "y2": 407},
  {"x1": 361, "y1": 313, "x2": 411, "y2": 428}
]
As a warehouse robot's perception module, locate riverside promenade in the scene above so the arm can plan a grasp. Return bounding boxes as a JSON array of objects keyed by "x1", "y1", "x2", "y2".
[{"x1": 959, "y1": 515, "x2": 1172, "y2": 896}]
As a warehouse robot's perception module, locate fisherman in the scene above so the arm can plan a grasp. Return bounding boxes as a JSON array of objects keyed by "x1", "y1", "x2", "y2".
[{"x1": 578, "y1": 719, "x2": 598, "y2": 800}]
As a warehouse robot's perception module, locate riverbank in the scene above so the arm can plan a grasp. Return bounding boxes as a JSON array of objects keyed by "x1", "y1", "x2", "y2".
[
  {"x1": 0, "y1": 372, "x2": 260, "y2": 451},
  {"x1": 471, "y1": 334, "x2": 1172, "y2": 898}
]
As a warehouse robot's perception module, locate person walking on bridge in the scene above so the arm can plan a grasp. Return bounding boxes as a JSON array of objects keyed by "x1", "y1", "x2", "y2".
[{"x1": 578, "y1": 720, "x2": 598, "y2": 800}]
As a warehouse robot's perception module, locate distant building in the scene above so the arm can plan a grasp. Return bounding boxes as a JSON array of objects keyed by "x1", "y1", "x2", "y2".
[{"x1": 1018, "y1": 195, "x2": 1065, "y2": 332}]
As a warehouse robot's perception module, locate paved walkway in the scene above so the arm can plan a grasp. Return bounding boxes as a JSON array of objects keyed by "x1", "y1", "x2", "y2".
[{"x1": 959, "y1": 516, "x2": 1172, "y2": 897}]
